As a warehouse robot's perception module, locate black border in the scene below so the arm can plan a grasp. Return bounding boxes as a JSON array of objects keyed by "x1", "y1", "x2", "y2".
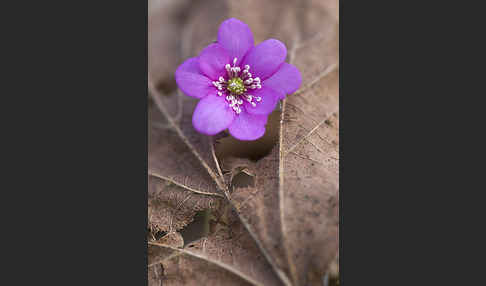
[
  {"x1": 340, "y1": 0, "x2": 457, "y2": 284},
  {"x1": 8, "y1": 0, "x2": 148, "y2": 284}
]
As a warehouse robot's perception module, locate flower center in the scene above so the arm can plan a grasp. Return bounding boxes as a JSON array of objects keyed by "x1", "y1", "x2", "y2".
[
  {"x1": 211, "y1": 58, "x2": 262, "y2": 115},
  {"x1": 227, "y1": 77, "x2": 246, "y2": 95}
]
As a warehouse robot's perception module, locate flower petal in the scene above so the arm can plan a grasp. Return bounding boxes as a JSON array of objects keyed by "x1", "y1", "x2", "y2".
[
  {"x1": 263, "y1": 63, "x2": 302, "y2": 99},
  {"x1": 175, "y1": 57, "x2": 214, "y2": 99},
  {"x1": 192, "y1": 93, "x2": 235, "y2": 135},
  {"x1": 241, "y1": 39, "x2": 287, "y2": 80},
  {"x1": 244, "y1": 86, "x2": 282, "y2": 115},
  {"x1": 217, "y1": 18, "x2": 254, "y2": 66},
  {"x1": 198, "y1": 43, "x2": 230, "y2": 81},
  {"x1": 228, "y1": 109, "x2": 267, "y2": 141}
]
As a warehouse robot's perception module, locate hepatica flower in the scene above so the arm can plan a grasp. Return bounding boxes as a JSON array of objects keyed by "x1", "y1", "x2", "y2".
[{"x1": 175, "y1": 18, "x2": 301, "y2": 141}]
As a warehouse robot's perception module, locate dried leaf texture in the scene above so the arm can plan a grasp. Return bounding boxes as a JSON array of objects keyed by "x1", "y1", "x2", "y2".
[
  {"x1": 148, "y1": 176, "x2": 221, "y2": 232},
  {"x1": 148, "y1": 232, "x2": 184, "y2": 286},
  {"x1": 279, "y1": 73, "x2": 339, "y2": 285},
  {"x1": 149, "y1": 232, "x2": 184, "y2": 266},
  {"x1": 223, "y1": 0, "x2": 340, "y2": 285},
  {"x1": 149, "y1": 98, "x2": 225, "y2": 197},
  {"x1": 149, "y1": 204, "x2": 281, "y2": 286},
  {"x1": 148, "y1": 0, "x2": 231, "y2": 197}
]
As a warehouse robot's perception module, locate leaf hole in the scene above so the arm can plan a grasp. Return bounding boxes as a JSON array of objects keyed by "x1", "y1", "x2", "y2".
[
  {"x1": 231, "y1": 171, "x2": 255, "y2": 189},
  {"x1": 179, "y1": 210, "x2": 210, "y2": 247},
  {"x1": 153, "y1": 230, "x2": 168, "y2": 241},
  {"x1": 215, "y1": 110, "x2": 280, "y2": 161}
]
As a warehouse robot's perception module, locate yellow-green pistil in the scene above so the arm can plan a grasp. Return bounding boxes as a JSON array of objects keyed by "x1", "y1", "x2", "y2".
[{"x1": 227, "y1": 77, "x2": 246, "y2": 95}]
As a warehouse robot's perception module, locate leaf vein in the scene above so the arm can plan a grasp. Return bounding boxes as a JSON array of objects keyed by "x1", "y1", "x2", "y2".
[{"x1": 149, "y1": 171, "x2": 224, "y2": 198}]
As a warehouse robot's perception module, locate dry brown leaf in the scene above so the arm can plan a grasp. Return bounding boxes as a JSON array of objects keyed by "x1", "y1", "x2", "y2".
[
  {"x1": 148, "y1": 175, "x2": 222, "y2": 233},
  {"x1": 148, "y1": 0, "x2": 231, "y2": 197},
  {"x1": 148, "y1": 72, "x2": 226, "y2": 233},
  {"x1": 148, "y1": 0, "x2": 232, "y2": 272},
  {"x1": 148, "y1": 0, "x2": 339, "y2": 285},
  {"x1": 222, "y1": 0, "x2": 339, "y2": 285},
  {"x1": 148, "y1": 232, "x2": 185, "y2": 286},
  {"x1": 149, "y1": 204, "x2": 281, "y2": 286},
  {"x1": 148, "y1": 232, "x2": 184, "y2": 266},
  {"x1": 148, "y1": 94, "x2": 225, "y2": 197}
]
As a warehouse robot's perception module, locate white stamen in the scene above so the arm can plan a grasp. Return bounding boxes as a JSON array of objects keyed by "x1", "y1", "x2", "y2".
[
  {"x1": 231, "y1": 67, "x2": 239, "y2": 77},
  {"x1": 220, "y1": 59, "x2": 266, "y2": 115}
]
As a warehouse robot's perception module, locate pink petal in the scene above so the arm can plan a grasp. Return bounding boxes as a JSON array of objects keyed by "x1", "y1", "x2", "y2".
[
  {"x1": 198, "y1": 43, "x2": 230, "y2": 81},
  {"x1": 228, "y1": 109, "x2": 267, "y2": 141},
  {"x1": 241, "y1": 39, "x2": 287, "y2": 80},
  {"x1": 192, "y1": 93, "x2": 235, "y2": 135},
  {"x1": 217, "y1": 18, "x2": 254, "y2": 66},
  {"x1": 244, "y1": 86, "x2": 282, "y2": 115},
  {"x1": 263, "y1": 63, "x2": 302, "y2": 99},
  {"x1": 175, "y1": 57, "x2": 214, "y2": 99}
]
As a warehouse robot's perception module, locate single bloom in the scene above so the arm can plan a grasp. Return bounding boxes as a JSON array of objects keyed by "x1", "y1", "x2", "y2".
[{"x1": 175, "y1": 18, "x2": 301, "y2": 141}]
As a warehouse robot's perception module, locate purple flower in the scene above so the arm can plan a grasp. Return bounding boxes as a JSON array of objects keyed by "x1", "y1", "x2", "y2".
[{"x1": 175, "y1": 18, "x2": 301, "y2": 141}]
